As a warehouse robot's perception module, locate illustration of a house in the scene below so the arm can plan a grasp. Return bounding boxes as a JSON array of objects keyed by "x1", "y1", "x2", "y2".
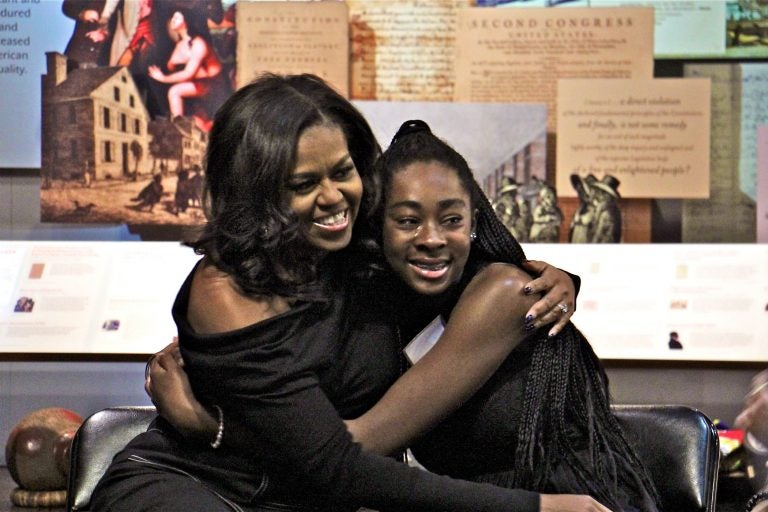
[{"x1": 41, "y1": 52, "x2": 151, "y2": 182}]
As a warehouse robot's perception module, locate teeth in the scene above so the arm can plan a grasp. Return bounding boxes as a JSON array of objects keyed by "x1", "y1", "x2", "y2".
[
  {"x1": 414, "y1": 262, "x2": 447, "y2": 271},
  {"x1": 315, "y1": 210, "x2": 346, "y2": 226}
]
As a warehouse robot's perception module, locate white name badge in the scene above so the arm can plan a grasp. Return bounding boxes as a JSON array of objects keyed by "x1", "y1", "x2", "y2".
[{"x1": 403, "y1": 316, "x2": 445, "y2": 366}]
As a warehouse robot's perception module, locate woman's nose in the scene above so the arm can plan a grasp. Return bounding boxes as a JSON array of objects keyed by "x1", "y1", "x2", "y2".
[
  {"x1": 414, "y1": 222, "x2": 446, "y2": 248},
  {"x1": 317, "y1": 179, "x2": 344, "y2": 205}
]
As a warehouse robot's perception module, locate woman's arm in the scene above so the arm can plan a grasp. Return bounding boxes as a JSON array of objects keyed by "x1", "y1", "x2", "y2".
[
  {"x1": 146, "y1": 351, "x2": 614, "y2": 512},
  {"x1": 148, "y1": 262, "x2": 575, "y2": 448},
  {"x1": 347, "y1": 263, "x2": 538, "y2": 455}
]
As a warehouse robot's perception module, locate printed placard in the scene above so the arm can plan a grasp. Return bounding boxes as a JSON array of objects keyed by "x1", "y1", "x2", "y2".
[
  {"x1": 453, "y1": 7, "x2": 655, "y2": 130},
  {"x1": 556, "y1": 78, "x2": 711, "y2": 198},
  {"x1": 236, "y1": 1, "x2": 349, "y2": 95}
]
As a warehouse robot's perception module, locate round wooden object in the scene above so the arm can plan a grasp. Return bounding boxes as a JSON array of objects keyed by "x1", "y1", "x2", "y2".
[
  {"x1": 10, "y1": 488, "x2": 67, "y2": 508},
  {"x1": 5, "y1": 408, "x2": 83, "y2": 492}
]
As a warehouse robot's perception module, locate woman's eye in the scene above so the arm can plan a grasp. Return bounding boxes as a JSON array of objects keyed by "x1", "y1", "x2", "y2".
[
  {"x1": 333, "y1": 166, "x2": 355, "y2": 180},
  {"x1": 287, "y1": 180, "x2": 316, "y2": 194},
  {"x1": 444, "y1": 215, "x2": 464, "y2": 226},
  {"x1": 396, "y1": 217, "x2": 419, "y2": 228}
]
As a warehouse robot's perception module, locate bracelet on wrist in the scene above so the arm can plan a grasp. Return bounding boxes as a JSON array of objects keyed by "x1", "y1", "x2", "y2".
[
  {"x1": 747, "y1": 490, "x2": 768, "y2": 512},
  {"x1": 210, "y1": 405, "x2": 224, "y2": 449}
]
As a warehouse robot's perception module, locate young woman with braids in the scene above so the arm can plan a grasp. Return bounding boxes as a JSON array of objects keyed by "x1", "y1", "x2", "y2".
[
  {"x1": 342, "y1": 120, "x2": 662, "y2": 512},
  {"x1": 93, "y1": 73, "x2": 599, "y2": 512}
]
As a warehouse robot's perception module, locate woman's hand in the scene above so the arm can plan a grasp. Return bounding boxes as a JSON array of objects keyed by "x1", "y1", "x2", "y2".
[
  {"x1": 540, "y1": 494, "x2": 613, "y2": 512},
  {"x1": 521, "y1": 260, "x2": 576, "y2": 337},
  {"x1": 145, "y1": 340, "x2": 218, "y2": 441}
]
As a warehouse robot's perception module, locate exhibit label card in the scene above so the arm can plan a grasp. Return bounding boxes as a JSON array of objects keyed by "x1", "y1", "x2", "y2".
[
  {"x1": 453, "y1": 7, "x2": 654, "y2": 129},
  {"x1": 556, "y1": 78, "x2": 711, "y2": 198},
  {"x1": 236, "y1": 1, "x2": 349, "y2": 95}
]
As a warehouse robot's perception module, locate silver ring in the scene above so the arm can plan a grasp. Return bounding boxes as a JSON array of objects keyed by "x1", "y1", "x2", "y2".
[{"x1": 557, "y1": 303, "x2": 569, "y2": 314}]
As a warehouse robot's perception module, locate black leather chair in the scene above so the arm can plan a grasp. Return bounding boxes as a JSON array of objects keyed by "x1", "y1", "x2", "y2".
[
  {"x1": 612, "y1": 404, "x2": 720, "y2": 512},
  {"x1": 66, "y1": 404, "x2": 719, "y2": 512},
  {"x1": 66, "y1": 406, "x2": 157, "y2": 512}
]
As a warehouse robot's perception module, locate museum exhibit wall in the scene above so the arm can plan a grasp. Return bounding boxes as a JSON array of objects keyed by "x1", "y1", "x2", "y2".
[{"x1": 1, "y1": 0, "x2": 766, "y2": 465}]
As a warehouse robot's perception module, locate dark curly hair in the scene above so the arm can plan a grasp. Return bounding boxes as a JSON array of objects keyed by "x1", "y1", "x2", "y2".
[
  {"x1": 191, "y1": 74, "x2": 380, "y2": 300},
  {"x1": 362, "y1": 120, "x2": 661, "y2": 511}
]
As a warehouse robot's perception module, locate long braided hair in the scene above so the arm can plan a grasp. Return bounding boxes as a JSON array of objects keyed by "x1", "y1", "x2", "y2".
[{"x1": 360, "y1": 120, "x2": 661, "y2": 511}]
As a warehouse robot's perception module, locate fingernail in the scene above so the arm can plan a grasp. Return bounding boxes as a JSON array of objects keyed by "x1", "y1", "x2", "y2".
[
  {"x1": 525, "y1": 314, "x2": 534, "y2": 323},
  {"x1": 525, "y1": 323, "x2": 536, "y2": 331},
  {"x1": 548, "y1": 331, "x2": 557, "y2": 338},
  {"x1": 523, "y1": 286, "x2": 532, "y2": 295}
]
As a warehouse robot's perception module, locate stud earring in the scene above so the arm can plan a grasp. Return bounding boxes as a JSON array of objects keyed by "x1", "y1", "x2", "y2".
[{"x1": 470, "y1": 231, "x2": 477, "y2": 242}]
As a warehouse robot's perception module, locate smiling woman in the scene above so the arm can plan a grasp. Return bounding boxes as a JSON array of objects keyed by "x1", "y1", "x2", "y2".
[
  {"x1": 348, "y1": 119, "x2": 662, "y2": 512},
  {"x1": 285, "y1": 123, "x2": 362, "y2": 253},
  {"x1": 383, "y1": 160, "x2": 474, "y2": 296}
]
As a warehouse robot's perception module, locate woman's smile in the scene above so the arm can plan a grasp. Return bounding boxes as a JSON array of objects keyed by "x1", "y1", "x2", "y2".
[
  {"x1": 286, "y1": 123, "x2": 363, "y2": 253},
  {"x1": 408, "y1": 258, "x2": 450, "y2": 280},
  {"x1": 383, "y1": 160, "x2": 473, "y2": 296},
  {"x1": 313, "y1": 209, "x2": 350, "y2": 232}
]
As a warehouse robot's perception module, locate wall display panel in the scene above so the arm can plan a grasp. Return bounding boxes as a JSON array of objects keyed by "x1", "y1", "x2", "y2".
[
  {"x1": 735, "y1": 63, "x2": 768, "y2": 202},
  {"x1": 453, "y1": 6, "x2": 656, "y2": 131},
  {"x1": 235, "y1": 1, "x2": 349, "y2": 92},
  {"x1": 0, "y1": 241, "x2": 199, "y2": 355},
  {"x1": 681, "y1": 63, "x2": 762, "y2": 243},
  {"x1": 1, "y1": 1, "x2": 244, "y2": 171},
  {"x1": 1, "y1": 240, "x2": 764, "y2": 361},
  {"x1": 35, "y1": 1, "x2": 243, "y2": 226},
  {"x1": 759, "y1": 124, "x2": 768, "y2": 242},
  {"x1": 36, "y1": 0, "x2": 348, "y2": 227},
  {"x1": 355, "y1": 100, "x2": 548, "y2": 195},
  {"x1": 478, "y1": 0, "x2": 768, "y2": 60},
  {"x1": 347, "y1": 0, "x2": 472, "y2": 101},
  {"x1": 529, "y1": 243, "x2": 768, "y2": 362},
  {"x1": 0, "y1": 1, "x2": 73, "y2": 169}
]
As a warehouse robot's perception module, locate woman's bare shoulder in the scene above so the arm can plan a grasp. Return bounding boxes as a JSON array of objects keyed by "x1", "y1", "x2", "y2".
[{"x1": 188, "y1": 261, "x2": 288, "y2": 334}]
